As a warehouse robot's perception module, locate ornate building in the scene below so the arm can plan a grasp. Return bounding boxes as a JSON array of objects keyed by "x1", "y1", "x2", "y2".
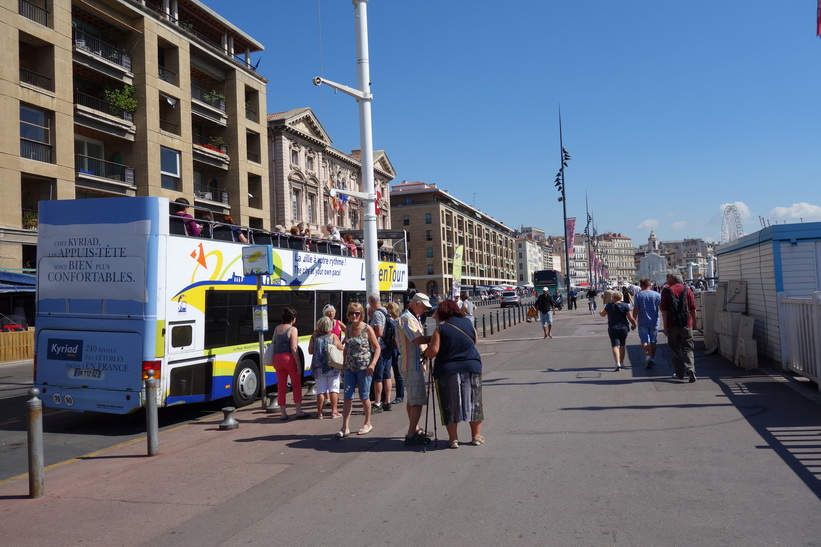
[{"x1": 266, "y1": 108, "x2": 394, "y2": 234}]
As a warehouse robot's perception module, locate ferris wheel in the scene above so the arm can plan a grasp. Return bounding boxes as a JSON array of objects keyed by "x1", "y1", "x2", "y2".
[{"x1": 721, "y1": 204, "x2": 745, "y2": 243}]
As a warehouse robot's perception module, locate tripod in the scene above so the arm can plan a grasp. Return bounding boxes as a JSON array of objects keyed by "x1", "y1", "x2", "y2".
[{"x1": 422, "y1": 357, "x2": 439, "y2": 452}]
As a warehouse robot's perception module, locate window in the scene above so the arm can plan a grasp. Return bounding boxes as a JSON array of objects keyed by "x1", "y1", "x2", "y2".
[
  {"x1": 403, "y1": 215, "x2": 409, "y2": 226},
  {"x1": 20, "y1": 104, "x2": 52, "y2": 162},
  {"x1": 291, "y1": 149, "x2": 299, "y2": 164},
  {"x1": 160, "y1": 146, "x2": 181, "y2": 190},
  {"x1": 426, "y1": 247, "x2": 433, "y2": 258},
  {"x1": 425, "y1": 213, "x2": 432, "y2": 224},
  {"x1": 307, "y1": 155, "x2": 314, "y2": 171},
  {"x1": 291, "y1": 188, "x2": 301, "y2": 218},
  {"x1": 427, "y1": 264, "x2": 434, "y2": 275},
  {"x1": 307, "y1": 194, "x2": 315, "y2": 223},
  {"x1": 426, "y1": 230, "x2": 432, "y2": 241}
]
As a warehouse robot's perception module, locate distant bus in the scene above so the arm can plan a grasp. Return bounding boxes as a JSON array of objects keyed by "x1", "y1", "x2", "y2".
[
  {"x1": 34, "y1": 197, "x2": 407, "y2": 414},
  {"x1": 533, "y1": 269, "x2": 561, "y2": 295}
]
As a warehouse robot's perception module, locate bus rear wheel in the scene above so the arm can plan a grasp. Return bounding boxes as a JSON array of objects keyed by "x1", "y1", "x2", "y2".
[{"x1": 231, "y1": 360, "x2": 259, "y2": 407}]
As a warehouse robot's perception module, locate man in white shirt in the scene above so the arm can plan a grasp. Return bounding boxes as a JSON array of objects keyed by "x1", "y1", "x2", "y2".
[
  {"x1": 459, "y1": 292, "x2": 475, "y2": 326},
  {"x1": 325, "y1": 223, "x2": 341, "y2": 241}
]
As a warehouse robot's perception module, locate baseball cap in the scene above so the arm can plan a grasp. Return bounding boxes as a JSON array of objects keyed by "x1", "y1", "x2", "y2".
[{"x1": 411, "y1": 293, "x2": 432, "y2": 308}]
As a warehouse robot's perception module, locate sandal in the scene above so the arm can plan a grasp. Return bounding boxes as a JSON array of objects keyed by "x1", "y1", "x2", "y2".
[
  {"x1": 448, "y1": 440, "x2": 459, "y2": 449},
  {"x1": 331, "y1": 413, "x2": 342, "y2": 419},
  {"x1": 316, "y1": 414, "x2": 324, "y2": 420},
  {"x1": 470, "y1": 435, "x2": 485, "y2": 446},
  {"x1": 280, "y1": 414, "x2": 289, "y2": 421},
  {"x1": 357, "y1": 424, "x2": 373, "y2": 435},
  {"x1": 404, "y1": 432, "x2": 432, "y2": 446},
  {"x1": 334, "y1": 429, "x2": 350, "y2": 439}
]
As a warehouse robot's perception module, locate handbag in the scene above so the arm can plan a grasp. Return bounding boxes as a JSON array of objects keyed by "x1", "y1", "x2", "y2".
[
  {"x1": 527, "y1": 305, "x2": 538, "y2": 318},
  {"x1": 326, "y1": 342, "x2": 345, "y2": 370}
]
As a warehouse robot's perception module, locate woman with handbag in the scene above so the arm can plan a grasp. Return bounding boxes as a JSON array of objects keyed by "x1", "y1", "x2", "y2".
[
  {"x1": 336, "y1": 302, "x2": 381, "y2": 437},
  {"x1": 423, "y1": 299, "x2": 484, "y2": 449},
  {"x1": 308, "y1": 316, "x2": 345, "y2": 419}
]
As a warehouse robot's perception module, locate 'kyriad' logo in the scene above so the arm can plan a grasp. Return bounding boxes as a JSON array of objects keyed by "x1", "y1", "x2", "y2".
[{"x1": 47, "y1": 339, "x2": 83, "y2": 361}]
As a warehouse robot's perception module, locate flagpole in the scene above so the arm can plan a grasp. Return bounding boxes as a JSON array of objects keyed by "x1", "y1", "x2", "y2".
[{"x1": 585, "y1": 194, "x2": 592, "y2": 286}]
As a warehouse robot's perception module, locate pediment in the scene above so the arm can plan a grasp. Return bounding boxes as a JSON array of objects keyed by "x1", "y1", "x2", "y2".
[
  {"x1": 268, "y1": 108, "x2": 331, "y2": 146},
  {"x1": 373, "y1": 150, "x2": 396, "y2": 178}
]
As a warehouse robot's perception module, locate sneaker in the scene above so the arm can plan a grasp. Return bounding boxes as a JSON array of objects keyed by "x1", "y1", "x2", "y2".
[
  {"x1": 646, "y1": 359, "x2": 655, "y2": 370},
  {"x1": 371, "y1": 404, "x2": 383, "y2": 414},
  {"x1": 404, "y1": 433, "x2": 431, "y2": 446},
  {"x1": 391, "y1": 397, "x2": 404, "y2": 405},
  {"x1": 688, "y1": 370, "x2": 697, "y2": 383},
  {"x1": 674, "y1": 373, "x2": 685, "y2": 380},
  {"x1": 383, "y1": 403, "x2": 392, "y2": 411},
  {"x1": 614, "y1": 365, "x2": 621, "y2": 372}
]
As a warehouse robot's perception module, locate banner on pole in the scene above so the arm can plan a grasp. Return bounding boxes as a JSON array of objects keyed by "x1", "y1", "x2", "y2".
[
  {"x1": 566, "y1": 218, "x2": 577, "y2": 258},
  {"x1": 451, "y1": 244, "x2": 464, "y2": 299}
]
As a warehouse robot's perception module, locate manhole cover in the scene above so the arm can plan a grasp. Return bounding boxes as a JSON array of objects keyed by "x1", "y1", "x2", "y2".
[{"x1": 577, "y1": 372, "x2": 602, "y2": 378}]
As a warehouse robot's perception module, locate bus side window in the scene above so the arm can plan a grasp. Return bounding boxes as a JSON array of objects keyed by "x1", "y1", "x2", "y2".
[{"x1": 171, "y1": 324, "x2": 193, "y2": 348}]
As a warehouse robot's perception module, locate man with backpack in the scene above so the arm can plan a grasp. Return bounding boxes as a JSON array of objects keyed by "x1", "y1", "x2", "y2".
[
  {"x1": 660, "y1": 270, "x2": 698, "y2": 382},
  {"x1": 368, "y1": 293, "x2": 394, "y2": 412}
]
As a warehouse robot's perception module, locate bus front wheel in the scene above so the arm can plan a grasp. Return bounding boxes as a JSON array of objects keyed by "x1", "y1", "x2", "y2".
[{"x1": 231, "y1": 359, "x2": 259, "y2": 407}]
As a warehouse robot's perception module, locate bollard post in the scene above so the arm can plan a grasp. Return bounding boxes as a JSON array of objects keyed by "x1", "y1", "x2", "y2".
[
  {"x1": 502, "y1": 309, "x2": 506, "y2": 329},
  {"x1": 266, "y1": 394, "x2": 281, "y2": 413},
  {"x1": 219, "y1": 407, "x2": 239, "y2": 430},
  {"x1": 508, "y1": 308, "x2": 512, "y2": 326},
  {"x1": 482, "y1": 314, "x2": 487, "y2": 338},
  {"x1": 496, "y1": 311, "x2": 500, "y2": 333},
  {"x1": 145, "y1": 369, "x2": 159, "y2": 456},
  {"x1": 489, "y1": 313, "x2": 494, "y2": 335},
  {"x1": 27, "y1": 388, "x2": 44, "y2": 499}
]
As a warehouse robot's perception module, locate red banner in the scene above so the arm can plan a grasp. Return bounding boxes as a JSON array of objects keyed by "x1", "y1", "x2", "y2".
[
  {"x1": 566, "y1": 218, "x2": 576, "y2": 258},
  {"x1": 817, "y1": 0, "x2": 821, "y2": 37}
]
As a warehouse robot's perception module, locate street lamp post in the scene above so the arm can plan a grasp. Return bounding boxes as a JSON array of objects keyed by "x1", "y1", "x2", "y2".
[
  {"x1": 313, "y1": 0, "x2": 379, "y2": 297},
  {"x1": 554, "y1": 112, "x2": 571, "y2": 299}
]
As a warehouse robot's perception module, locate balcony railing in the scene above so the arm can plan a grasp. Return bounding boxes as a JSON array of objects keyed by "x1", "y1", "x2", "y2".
[
  {"x1": 74, "y1": 91, "x2": 134, "y2": 122},
  {"x1": 247, "y1": 151, "x2": 260, "y2": 163},
  {"x1": 158, "y1": 65, "x2": 177, "y2": 85},
  {"x1": 73, "y1": 30, "x2": 132, "y2": 72},
  {"x1": 20, "y1": 139, "x2": 52, "y2": 163},
  {"x1": 191, "y1": 84, "x2": 226, "y2": 113},
  {"x1": 245, "y1": 106, "x2": 258, "y2": 122},
  {"x1": 75, "y1": 154, "x2": 135, "y2": 184},
  {"x1": 193, "y1": 134, "x2": 227, "y2": 154},
  {"x1": 159, "y1": 119, "x2": 179, "y2": 134},
  {"x1": 21, "y1": 208, "x2": 39, "y2": 230},
  {"x1": 19, "y1": 67, "x2": 54, "y2": 91},
  {"x1": 194, "y1": 185, "x2": 229, "y2": 204},
  {"x1": 19, "y1": 0, "x2": 48, "y2": 26}
]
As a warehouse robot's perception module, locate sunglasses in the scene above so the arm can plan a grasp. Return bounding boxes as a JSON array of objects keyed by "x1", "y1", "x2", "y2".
[{"x1": 348, "y1": 311, "x2": 361, "y2": 317}]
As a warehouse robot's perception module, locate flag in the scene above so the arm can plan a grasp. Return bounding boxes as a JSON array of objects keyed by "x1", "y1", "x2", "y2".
[
  {"x1": 451, "y1": 245, "x2": 464, "y2": 300},
  {"x1": 818, "y1": 0, "x2": 821, "y2": 37},
  {"x1": 566, "y1": 217, "x2": 576, "y2": 258}
]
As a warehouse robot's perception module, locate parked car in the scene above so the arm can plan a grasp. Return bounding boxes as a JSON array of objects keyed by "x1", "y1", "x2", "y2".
[{"x1": 500, "y1": 290, "x2": 520, "y2": 308}]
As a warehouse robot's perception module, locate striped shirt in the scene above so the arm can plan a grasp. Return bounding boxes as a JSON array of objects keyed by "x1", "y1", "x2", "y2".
[{"x1": 398, "y1": 308, "x2": 424, "y2": 373}]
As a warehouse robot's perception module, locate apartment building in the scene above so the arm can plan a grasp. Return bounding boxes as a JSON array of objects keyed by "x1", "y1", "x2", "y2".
[
  {"x1": 2, "y1": 0, "x2": 268, "y2": 269},
  {"x1": 266, "y1": 108, "x2": 395, "y2": 234},
  {"x1": 515, "y1": 237, "x2": 543, "y2": 286},
  {"x1": 389, "y1": 181, "x2": 515, "y2": 297}
]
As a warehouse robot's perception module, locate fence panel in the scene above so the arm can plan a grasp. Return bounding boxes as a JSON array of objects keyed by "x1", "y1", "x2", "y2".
[
  {"x1": 0, "y1": 329, "x2": 35, "y2": 363},
  {"x1": 781, "y1": 296, "x2": 821, "y2": 388}
]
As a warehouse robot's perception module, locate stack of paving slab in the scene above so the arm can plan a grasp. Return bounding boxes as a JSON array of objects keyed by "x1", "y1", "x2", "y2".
[{"x1": 717, "y1": 311, "x2": 758, "y2": 370}]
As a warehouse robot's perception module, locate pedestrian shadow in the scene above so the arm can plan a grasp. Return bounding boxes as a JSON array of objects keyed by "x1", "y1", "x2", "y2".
[{"x1": 234, "y1": 432, "x2": 431, "y2": 454}]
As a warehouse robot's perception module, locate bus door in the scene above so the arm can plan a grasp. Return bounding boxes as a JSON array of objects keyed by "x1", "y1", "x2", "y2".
[{"x1": 165, "y1": 319, "x2": 213, "y2": 402}]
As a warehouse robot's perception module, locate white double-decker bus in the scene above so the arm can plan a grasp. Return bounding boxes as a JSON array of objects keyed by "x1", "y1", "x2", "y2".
[{"x1": 34, "y1": 197, "x2": 407, "y2": 414}]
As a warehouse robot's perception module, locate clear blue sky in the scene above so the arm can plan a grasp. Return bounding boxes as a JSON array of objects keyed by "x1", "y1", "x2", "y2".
[{"x1": 202, "y1": 0, "x2": 821, "y2": 244}]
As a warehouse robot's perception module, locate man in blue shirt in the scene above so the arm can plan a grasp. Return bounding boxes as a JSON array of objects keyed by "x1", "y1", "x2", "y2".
[{"x1": 632, "y1": 278, "x2": 662, "y2": 369}]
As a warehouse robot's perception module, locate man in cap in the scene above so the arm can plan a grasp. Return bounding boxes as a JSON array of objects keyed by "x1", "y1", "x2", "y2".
[{"x1": 397, "y1": 292, "x2": 433, "y2": 445}]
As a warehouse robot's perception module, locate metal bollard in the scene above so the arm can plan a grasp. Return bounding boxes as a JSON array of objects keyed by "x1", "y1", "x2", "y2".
[
  {"x1": 489, "y1": 313, "x2": 494, "y2": 335},
  {"x1": 266, "y1": 394, "x2": 281, "y2": 413},
  {"x1": 496, "y1": 311, "x2": 500, "y2": 333},
  {"x1": 27, "y1": 388, "x2": 44, "y2": 499},
  {"x1": 502, "y1": 309, "x2": 506, "y2": 329},
  {"x1": 508, "y1": 308, "x2": 512, "y2": 326},
  {"x1": 145, "y1": 369, "x2": 159, "y2": 456},
  {"x1": 482, "y1": 315, "x2": 487, "y2": 338},
  {"x1": 219, "y1": 407, "x2": 239, "y2": 430}
]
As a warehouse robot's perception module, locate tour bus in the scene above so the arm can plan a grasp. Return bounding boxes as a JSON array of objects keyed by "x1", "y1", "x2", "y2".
[{"x1": 33, "y1": 197, "x2": 407, "y2": 414}]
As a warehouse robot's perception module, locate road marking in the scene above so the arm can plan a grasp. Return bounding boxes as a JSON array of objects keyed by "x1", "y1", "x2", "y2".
[
  {"x1": 0, "y1": 409, "x2": 68, "y2": 428},
  {"x1": 0, "y1": 422, "x2": 194, "y2": 487}
]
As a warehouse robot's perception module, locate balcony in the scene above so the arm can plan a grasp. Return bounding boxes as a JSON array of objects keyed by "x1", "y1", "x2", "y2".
[
  {"x1": 19, "y1": 0, "x2": 49, "y2": 27},
  {"x1": 21, "y1": 208, "x2": 39, "y2": 231},
  {"x1": 20, "y1": 139, "x2": 52, "y2": 163},
  {"x1": 73, "y1": 91, "x2": 136, "y2": 140},
  {"x1": 194, "y1": 184, "x2": 229, "y2": 205},
  {"x1": 73, "y1": 30, "x2": 132, "y2": 72},
  {"x1": 245, "y1": 105, "x2": 258, "y2": 123},
  {"x1": 191, "y1": 83, "x2": 227, "y2": 125},
  {"x1": 191, "y1": 84, "x2": 226, "y2": 112},
  {"x1": 192, "y1": 134, "x2": 229, "y2": 169},
  {"x1": 158, "y1": 65, "x2": 177, "y2": 85},
  {"x1": 19, "y1": 67, "x2": 54, "y2": 92},
  {"x1": 75, "y1": 154, "x2": 136, "y2": 186}
]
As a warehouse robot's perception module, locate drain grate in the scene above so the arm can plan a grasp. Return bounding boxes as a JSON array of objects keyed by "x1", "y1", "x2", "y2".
[{"x1": 577, "y1": 372, "x2": 602, "y2": 378}]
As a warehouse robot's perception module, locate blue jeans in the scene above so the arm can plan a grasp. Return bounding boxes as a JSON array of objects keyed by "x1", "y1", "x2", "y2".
[
  {"x1": 390, "y1": 349, "x2": 404, "y2": 398},
  {"x1": 343, "y1": 368, "x2": 372, "y2": 400}
]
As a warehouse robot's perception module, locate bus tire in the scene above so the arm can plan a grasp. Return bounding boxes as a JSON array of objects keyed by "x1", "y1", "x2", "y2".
[{"x1": 231, "y1": 359, "x2": 259, "y2": 407}]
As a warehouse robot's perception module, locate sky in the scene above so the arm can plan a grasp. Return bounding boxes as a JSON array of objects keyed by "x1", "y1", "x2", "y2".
[{"x1": 201, "y1": 0, "x2": 821, "y2": 245}]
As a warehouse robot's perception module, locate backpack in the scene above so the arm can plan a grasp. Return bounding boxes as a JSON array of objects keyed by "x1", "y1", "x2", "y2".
[
  {"x1": 666, "y1": 286, "x2": 690, "y2": 327},
  {"x1": 376, "y1": 309, "x2": 396, "y2": 351}
]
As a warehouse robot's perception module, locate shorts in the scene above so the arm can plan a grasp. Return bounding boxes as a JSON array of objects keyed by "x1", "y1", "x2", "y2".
[
  {"x1": 372, "y1": 352, "x2": 392, "y2": 381},
  {"x1": 638, "y1": 325, "x2": 658, "y2": 345},
  {"x1": 404, "y1": 369, "x2": 427, "y2": 406},
  {"x1": 540, "y1": 311, "x2": 553, "y2": 326},
  {"x1": 608, "y1": 326, "x2": 629, "y2": 347},
  {"x1": 314, "y1": 374, "x2": 340, "y2": 395},
  {"x1": 343, "y1": 368, "x2": 372, "y2": 400}
]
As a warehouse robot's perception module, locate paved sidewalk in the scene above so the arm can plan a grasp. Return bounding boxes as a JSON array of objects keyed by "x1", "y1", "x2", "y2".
[{"x1": 2, "y1": 309, "x2": 821, "y2": 546}]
